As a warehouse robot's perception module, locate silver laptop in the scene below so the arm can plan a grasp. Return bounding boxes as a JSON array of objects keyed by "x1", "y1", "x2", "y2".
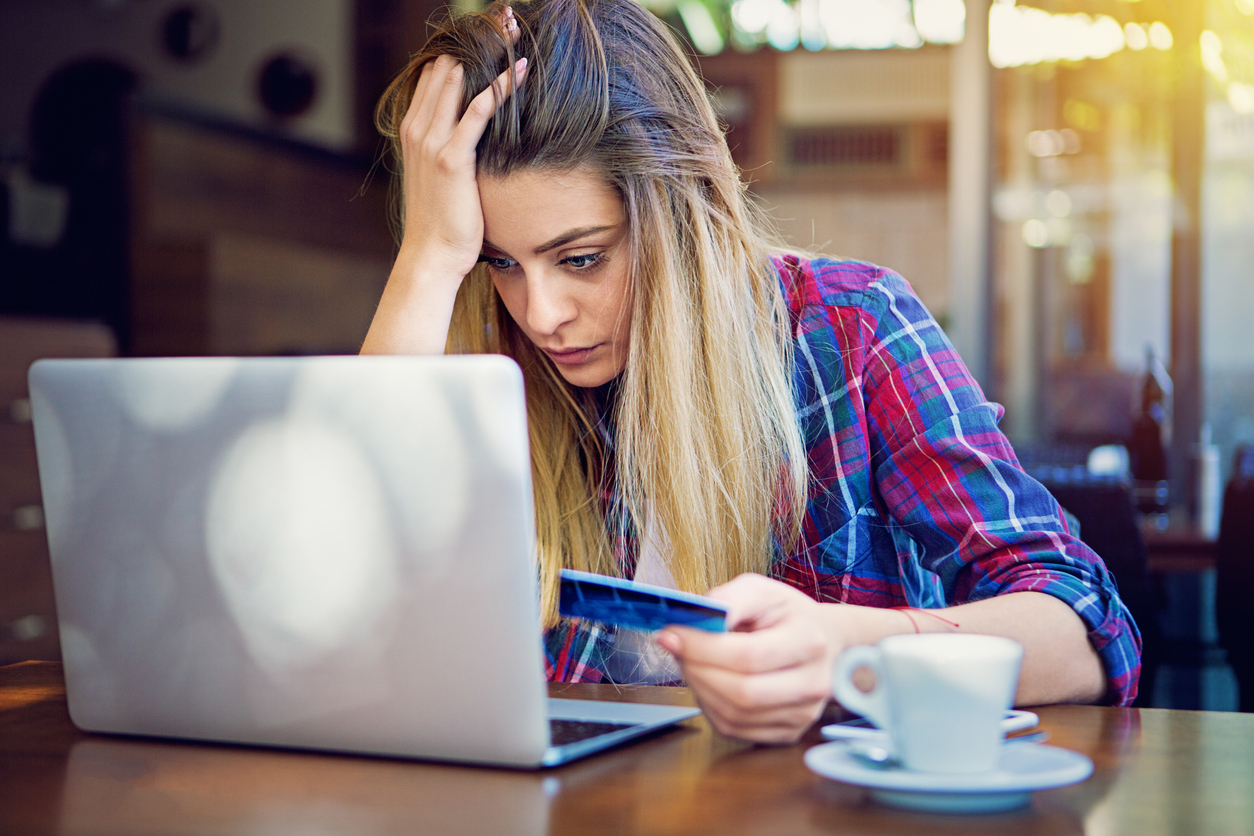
[{"x1": 29, "y1": 355, "x2": 698, "y2": 767}]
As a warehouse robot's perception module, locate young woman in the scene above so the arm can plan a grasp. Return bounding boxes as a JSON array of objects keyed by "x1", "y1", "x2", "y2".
[{"x1": 361, "y1": 0, "x2": 1141, "y2": 743}]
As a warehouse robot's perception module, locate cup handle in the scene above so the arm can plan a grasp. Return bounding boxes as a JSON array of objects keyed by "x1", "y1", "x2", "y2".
[{"x1": 832, "y1": 645, "x2": 890, "y2": 730}]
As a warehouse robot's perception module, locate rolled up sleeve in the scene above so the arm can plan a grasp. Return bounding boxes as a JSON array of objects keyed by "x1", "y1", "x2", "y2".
[{"x1": 859, "y1": 270, "x2": 1142, "y2": 706}]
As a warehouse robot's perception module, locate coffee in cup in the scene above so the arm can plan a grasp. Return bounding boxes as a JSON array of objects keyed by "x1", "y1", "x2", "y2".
[{"x1": 831, "y1": 633, "x2": 1024, "y2": 773}]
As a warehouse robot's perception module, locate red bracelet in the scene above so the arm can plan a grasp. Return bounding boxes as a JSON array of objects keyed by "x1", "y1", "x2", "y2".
[
  {"x1": 891, "y1": 606, "x2": 961, "y2": 631},
  {"x1": 894, "y1": 607, "x2": 920, "y2": 634}
]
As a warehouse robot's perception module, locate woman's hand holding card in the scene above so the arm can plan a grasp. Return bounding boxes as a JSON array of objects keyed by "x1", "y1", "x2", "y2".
[{"x1": 656, "y1": 574, "x2": 841, "y2": 744}]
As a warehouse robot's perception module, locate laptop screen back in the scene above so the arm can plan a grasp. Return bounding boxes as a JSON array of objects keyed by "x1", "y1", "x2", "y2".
[{"x1": 31, "y1": 355, "x2": 552, "y2": 765}]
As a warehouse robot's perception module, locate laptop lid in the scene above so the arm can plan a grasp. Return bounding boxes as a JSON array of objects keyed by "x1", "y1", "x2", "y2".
[{"x1": 30, "y1": 355, "x2": 563, "y2": 765}]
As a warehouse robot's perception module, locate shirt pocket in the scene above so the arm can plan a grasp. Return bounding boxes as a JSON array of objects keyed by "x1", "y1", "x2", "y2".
[{"x1": 776, "y1": 502, "x2": 882, "y2": 604}]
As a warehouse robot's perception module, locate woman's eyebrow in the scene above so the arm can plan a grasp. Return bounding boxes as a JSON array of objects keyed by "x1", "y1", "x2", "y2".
[
  {"x1": 480, "y1": 225, "x2": 618, "y2": 258},
  {"x1": 533, "y1": 225, "x2": 616, "y2": 254}
]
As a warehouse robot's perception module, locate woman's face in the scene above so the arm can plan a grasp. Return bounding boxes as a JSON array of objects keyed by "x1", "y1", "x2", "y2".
[{"x1": 478, "y1": 165, "x2": 632, "y2": 389}]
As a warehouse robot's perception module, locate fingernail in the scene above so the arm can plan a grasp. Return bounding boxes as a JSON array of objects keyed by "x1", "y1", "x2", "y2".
[
  {"x1": 516, "y1": 57, "x2": 528, "y2": 71},
  {"x1": 656, "y1": 630, "x2": 680, "y2": 653}
]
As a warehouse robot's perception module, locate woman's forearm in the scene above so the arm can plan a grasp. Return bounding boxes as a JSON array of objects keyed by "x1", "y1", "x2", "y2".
[
  {"x1": 360, "y1": 248, "x2": 463, "y2": 356},
  {"x1": 817, "y1": 591, "x2": 1107, "y2": 706},
  {"x1": 364, "y1": 47, "x2": 529, "y2": 356}
]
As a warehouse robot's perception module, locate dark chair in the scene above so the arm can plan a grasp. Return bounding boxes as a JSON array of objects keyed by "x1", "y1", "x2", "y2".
[
  {"x1": 1038, "y1": 475, "x2": 1161, "y2": 708},
  {"x1": 1217, "y1": 446, "x2": 1254, "y2": 713}
]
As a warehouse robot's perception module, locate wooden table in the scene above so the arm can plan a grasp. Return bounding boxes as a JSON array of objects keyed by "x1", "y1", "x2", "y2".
[{"x1": 3, "y1": 662, "x2": 1253, "y2": 836}]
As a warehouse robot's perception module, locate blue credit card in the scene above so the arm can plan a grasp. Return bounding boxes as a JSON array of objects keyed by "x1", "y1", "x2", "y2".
[{"x1": 559, "y1": 569, "x2": 728, "y2": 633}]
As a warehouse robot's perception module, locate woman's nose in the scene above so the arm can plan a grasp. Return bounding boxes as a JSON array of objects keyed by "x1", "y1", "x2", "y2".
[{"x1": 525, "y1": 274, "x2": 577, "y2": 336}]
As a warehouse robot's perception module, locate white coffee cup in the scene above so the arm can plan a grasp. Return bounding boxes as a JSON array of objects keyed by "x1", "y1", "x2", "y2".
[{"x1": 831, "y1": 633, "x2": 1024, "y2": 774}]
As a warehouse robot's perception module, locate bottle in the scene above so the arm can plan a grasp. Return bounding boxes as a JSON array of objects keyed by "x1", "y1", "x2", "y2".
[
  {"x1": 1129, "y1": 346, "x2": 1171, "y2": 517},
  {"x1": 1195, "y1": 424, "x2": 1221, "y2": 539},
  {"x1": 1141, "y1": 345, "x2": 1173, "y2": 447}
]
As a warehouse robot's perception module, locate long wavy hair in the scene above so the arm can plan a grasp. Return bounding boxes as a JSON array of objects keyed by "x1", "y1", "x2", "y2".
[{"x1": 377, "y1": 0, "x2": 807, "y2": 625}]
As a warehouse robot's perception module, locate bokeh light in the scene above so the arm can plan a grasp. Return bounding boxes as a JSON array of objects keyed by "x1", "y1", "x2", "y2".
[
  {"x1": 1124, "y1": 22, "x2": 1148, "y2": 51},
  {"x1": 1147, "y1": 21, "x2": 1173, "y2": 51},
  {"x1": 118, "y1": 358, "x2": 237, "y2": 432},
  {"x1": 1022, "y1": 219, "x2": 1049, "y2": 248},
  {"x1": 729, "y1": 0, "x2": 951, "y2": 51},
  {"x1": 1231, "y1": 83, "x2": 1254, "y2": 115},
  {"x1": 913, "y1": 0, "x2": 965, "y2": 45},
  {"x1": 206, "y1": 417, "x2": 400, "y2": 674},
  {"x1": 678, "y1": 0, "x2": 725, "y2": 54},
  {"x1": 988, "y1": 5, "x2": 1149, "y2": 69}
]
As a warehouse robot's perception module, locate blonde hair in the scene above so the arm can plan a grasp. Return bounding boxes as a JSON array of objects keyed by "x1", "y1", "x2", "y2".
[{"x1": 378, "y1": 0, "x2": 807, "y2": 625}]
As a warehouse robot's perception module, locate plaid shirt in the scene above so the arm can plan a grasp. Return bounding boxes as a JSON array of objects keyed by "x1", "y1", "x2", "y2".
[{"x1": 544, "y1": 256, "x2": 1142, "y2": 706}]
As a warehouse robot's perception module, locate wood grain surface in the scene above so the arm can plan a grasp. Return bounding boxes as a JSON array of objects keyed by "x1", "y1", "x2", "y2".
[{"x1": 1, "y1": 662, "x2": 1251, "y2": 836}]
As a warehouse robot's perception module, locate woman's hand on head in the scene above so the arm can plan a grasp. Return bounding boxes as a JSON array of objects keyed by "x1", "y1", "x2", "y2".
[
  {"x1": 655, "y1": 574, "x2": 842, "y2": 744},
  {"x1": 396, "y1": 13, "x2": 526, "y2": 287},
  {"x1": 362, "y1": 10, "x2": 524, "y2": 355}
]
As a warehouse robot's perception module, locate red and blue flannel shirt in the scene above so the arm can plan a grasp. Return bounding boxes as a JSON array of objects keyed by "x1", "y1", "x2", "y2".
[{"x1": 544, "y1": 256, "x2": 1142, "y2": 706}]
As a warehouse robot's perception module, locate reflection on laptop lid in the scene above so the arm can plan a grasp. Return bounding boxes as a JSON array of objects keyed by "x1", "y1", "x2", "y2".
[{"x1": 30, "y1": 356, "x2": 697, "y2": 767}]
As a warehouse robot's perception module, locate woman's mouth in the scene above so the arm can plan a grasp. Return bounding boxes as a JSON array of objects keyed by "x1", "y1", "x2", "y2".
[{"x1": 544, "y1": 345, "x2": 597, "y2": 365}]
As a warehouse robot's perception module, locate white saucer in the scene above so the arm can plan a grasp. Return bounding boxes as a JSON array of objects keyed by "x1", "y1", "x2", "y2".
[
  {"x1": 805, "y1": 741, "x2": 1093, "y2": 814},
  {"x1": 820, "y1": 709, "x2": 1039, "y2": 742}
]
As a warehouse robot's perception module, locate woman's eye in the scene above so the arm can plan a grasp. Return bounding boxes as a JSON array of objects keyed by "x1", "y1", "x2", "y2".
[
  {"x1": 562, "y1": 253, "x2": 605, "y2": 270},
  {"x1": 481, "y1": 256, "x2": 517, "y2": 272}
]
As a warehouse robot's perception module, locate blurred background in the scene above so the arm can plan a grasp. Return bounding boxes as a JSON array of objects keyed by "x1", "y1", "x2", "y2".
[{"x1": 2, "y1": 0, "x2": 1252, "y2": 710}]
